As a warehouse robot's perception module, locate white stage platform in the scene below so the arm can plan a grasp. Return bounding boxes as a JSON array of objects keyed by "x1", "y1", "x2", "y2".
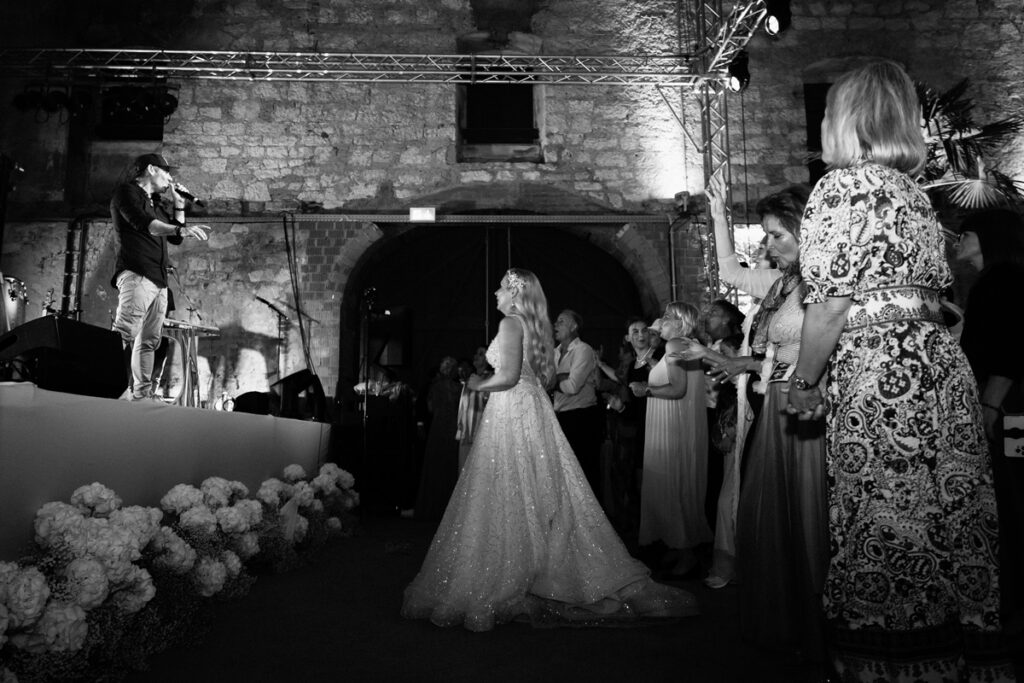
[{"x1": 0, "y1": 382, "x2": 331, "y2": 558}]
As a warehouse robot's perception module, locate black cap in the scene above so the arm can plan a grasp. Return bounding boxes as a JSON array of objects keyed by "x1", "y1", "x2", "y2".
[{"x1": 134, "y1": 152, "x2": 172, "y2": 171}]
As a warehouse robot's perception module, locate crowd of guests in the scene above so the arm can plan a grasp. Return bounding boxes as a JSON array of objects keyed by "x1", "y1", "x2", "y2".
[{"x1": 397, "y1": 60, "x2": 1021, "y2": 681}]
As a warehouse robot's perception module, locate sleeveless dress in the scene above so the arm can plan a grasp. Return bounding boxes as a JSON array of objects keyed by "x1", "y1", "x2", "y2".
[
  {"x1": 638, "y1": 356, "x2": 712, "y2": 550},
  {"x1": 401, "y1": 315, "x2": 699, "y2": 631}
]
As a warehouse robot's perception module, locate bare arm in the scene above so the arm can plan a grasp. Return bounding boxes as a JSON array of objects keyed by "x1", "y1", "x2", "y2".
[
  {"x1": 470, "y1": 317, "x2": 523, "y2": 393},
  {"x1": 981, "y1": 375, "x2": 1015, "y2": 441},
  {"x1": 787, "y1": 297, "x2": 852, "y2": 417},
  {"x1": 644, "y1": 339, "x2": 689, "y2": 400},
  {"x1": 707, "y1": 174, "x2": 779, "y2": 297}
]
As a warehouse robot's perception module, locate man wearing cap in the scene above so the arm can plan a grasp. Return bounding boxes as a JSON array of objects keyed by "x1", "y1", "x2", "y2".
[{"x1": 110, "y1": 152, "x2": 209, "y2": 401}]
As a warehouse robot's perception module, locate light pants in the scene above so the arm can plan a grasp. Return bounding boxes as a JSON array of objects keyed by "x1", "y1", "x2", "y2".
[{"x1": 112, "y1": 271, "x2": 167, "y2": 399}]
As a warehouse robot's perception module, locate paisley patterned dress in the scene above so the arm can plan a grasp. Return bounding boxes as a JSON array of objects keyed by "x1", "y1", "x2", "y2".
[
  {"x1": 800, "y1": 163, "x2": 1010, "y2": 681},
  {"x1": 401, "y1": 315, "x2": 698, "y2": 631}
]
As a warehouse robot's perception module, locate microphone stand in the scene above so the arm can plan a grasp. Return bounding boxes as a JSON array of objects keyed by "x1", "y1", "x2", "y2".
[{"x1": 255, "y1": 295, "x2": 291, "y2": 382}]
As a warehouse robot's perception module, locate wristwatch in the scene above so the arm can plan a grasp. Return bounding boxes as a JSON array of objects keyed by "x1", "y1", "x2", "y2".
[{"x1": 791, "y1": 375, "x2": 814, "y2": 391}]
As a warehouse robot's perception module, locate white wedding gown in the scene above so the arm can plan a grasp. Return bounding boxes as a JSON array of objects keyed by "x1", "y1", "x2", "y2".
[{"x1": 401, "y1": 315, "x2": 699, "y2": 631}]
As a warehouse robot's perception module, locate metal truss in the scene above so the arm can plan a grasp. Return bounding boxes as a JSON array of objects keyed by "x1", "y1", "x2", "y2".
[
  {"x1": 0, "y1": 49, "x2": 712, "y2": 87},
  {"x1": 0, "y1": 1, "x2": 768, "y2": 298},
  {"x1": 695, "y1": 0, "x2": 767, "y2": 296},
  {"x1": 0, "y1": 2, "x2": 765, "y2": 89}
]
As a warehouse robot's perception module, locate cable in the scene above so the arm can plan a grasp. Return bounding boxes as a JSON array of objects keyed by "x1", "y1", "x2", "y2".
[{"x1": 282, "y1": 213, "x2": 317, "y2": 380}]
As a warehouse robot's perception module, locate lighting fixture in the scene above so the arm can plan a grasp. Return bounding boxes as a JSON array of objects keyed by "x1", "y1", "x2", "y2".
[
  {"x1": 765, "y1": 0, "x2": 791, "y2": 35},
  {"x1": 728, "y1": 51, "x2": 750, "y2": 93}
]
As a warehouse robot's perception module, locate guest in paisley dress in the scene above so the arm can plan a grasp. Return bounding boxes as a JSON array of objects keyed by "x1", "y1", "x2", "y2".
[
  {"x1": 402, "y1": 268, "x2": 699, "y2": 631},
  {"x1": 786, "y1": 61, "x2": 1013, "y2": 681}
]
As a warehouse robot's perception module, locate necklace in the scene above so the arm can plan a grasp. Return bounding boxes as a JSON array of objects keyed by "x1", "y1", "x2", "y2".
[{"x1": 634, "y1": 347, "x2": 653, "y2": 369}]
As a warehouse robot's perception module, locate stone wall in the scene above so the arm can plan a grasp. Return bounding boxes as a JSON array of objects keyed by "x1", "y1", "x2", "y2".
[
  {"x1": 2, "y1": 0, "x2": 1022, "y2": 403},
  {"x1": 734, "y1": 0, "x2": 1024, "y2": 199}
]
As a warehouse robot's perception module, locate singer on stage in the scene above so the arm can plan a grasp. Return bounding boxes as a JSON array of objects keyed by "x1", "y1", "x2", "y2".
[{"x1": 110, "y1": 153, "x2": 209, "y2": 401}]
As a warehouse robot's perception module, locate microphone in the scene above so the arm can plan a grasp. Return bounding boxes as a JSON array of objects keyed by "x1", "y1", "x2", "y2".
[{"x1": 173, "y1": 182, "x2": 205, "y2": 207}]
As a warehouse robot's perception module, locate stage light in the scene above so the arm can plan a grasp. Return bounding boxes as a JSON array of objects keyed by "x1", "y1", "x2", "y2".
[
  {"x1": 728, "y1": 51, "x2": 750, "y2": 93},
  {"x1": 157, "y1": 91, "x2": 178, "y2": 118},
  {"x1": 765, "y1": 0, "x2": 791, "y2": 35}
]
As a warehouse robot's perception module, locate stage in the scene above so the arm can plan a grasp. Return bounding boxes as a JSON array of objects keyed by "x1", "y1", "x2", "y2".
[{"x1": 0, "y1": 381, "x2": 331, "y2": 558}]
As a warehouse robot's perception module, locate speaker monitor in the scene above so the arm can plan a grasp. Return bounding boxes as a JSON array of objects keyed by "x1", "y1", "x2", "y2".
[
  {"x1": 0, "y1": 316, "x2": 127, "y2": 399},
  {"x1": 270, "y1": 369, "x2": 326, "y2": 421}
]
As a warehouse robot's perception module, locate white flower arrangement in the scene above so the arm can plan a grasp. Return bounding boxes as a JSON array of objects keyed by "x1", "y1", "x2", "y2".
[
  {"x1": 160, "y1": 484, "x2": 205, "y2": 516},
  {"x1": 69, "y1": 483, "x2": 122, "y2": 518},
  {"x1": 109, "y1": 506, "x2": 164, "y2": 551},
  {"x1": 214, "y1": 505, "x2": 249, "y2": 534},
  {"x1": 150, "y1": 527, "x2": 198, "y2": 574},
  {"x1": 232, "y1": 531, "x2": 260, "y2": 560},
  {"x1": 1, "y1": 465, "x2": 360, "y2": 673},
  {"x1": 192, "y1": 556, "x2": 227, "y2": 597},
  {"x1": 178, "y1": 506, "x2": 218, "y2": 538},
  {"x1": 201, "y1": 476, "x2": 247, "y2": 510},
  {"x1": 5, "y1": 567, "x2": 50, "y2": 630},
  {"x1": 32, "y1": 502, "x2": 85, "y2": 551},
  {"x1": 0, "y1": 603, "x2": 9, "y2": 649},
  {"x1": 221, "y1": 551, "x2": 242, "y2": 579},
  {"x1": 256, "y1": 478, "x2": 291, "y2": 508},
  {"x1": 282, "y1": 464, "x2": 307, "y2": 483},
  {"x1": 233, "y1": 499, "x2": 263, "y2": 528},
  {"x1": 8, "y1": 601, "x2": 88, "y2": 654},
  {"x1": 64, "y1": 557, "x2": 109, "y2": 610},
  {"x1": 291, "y1": 481, "x2": 316, "y2": 509},
  {"x1": 319, "y1": 463, "x2": 356, "y2": 490},
  {"x1": 0, "y1": 562, "x2": 20, "y2": 603},
  {"x1": 108, "y1": 566, "x2": 155, "y2": 614}
]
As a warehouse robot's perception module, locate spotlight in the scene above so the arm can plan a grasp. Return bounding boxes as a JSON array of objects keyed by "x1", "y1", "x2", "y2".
[
  {"x1": 727, "y1": 51, "x2": 750, "y2": 93},
  {"x1": 157, "y1": 91, "x2": 178, "y2": 118},
  {"x1": 765, "y1": 0, "x2": 791, "y2": 35}
]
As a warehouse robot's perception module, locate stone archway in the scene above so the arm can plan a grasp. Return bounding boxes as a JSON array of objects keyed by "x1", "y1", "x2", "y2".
[{"x1": 328, "y1": 182, "x2": 674, "y2": 390}]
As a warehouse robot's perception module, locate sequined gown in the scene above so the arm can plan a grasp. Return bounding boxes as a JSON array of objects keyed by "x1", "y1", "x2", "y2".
[{"x1": 402, "y1": 315, "x2": 699, "y2": 631}]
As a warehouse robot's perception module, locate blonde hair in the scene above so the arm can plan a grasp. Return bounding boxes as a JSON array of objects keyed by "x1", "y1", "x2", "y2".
[
  {"x1": 663, "y1": 301, "x2": 699, "y2": 338},
  {"x1": 503, "y1": 268, "x2": 556, "y2": 385},
  {"x1": 821, "y1": 60, "x2": 926, "y2": 175}
]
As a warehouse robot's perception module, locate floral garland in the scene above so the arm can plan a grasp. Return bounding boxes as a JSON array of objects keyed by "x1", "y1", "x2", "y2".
[{"x1": 0, "y1": 463, "x2": 359, "y2": 682}]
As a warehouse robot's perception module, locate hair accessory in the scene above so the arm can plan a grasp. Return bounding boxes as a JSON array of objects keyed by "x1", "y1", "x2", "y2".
[{"x1": 505, "y1": 270, "x2": 526, "y2": 295}]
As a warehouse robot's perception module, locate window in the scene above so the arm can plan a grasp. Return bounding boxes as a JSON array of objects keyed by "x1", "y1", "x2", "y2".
[
  {"x1": 456, "y1": 81, "x2": 542, "y2": 162},
  {"x1": 803, "y1": 83, "x2": 830, "y2": 186}
]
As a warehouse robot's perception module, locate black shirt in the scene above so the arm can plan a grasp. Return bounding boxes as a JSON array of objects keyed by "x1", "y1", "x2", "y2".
[
  {"x1": 109, "y1": 182, "x2": 183, "y2": 288},
  {"x1": 961, "y1": 262, "x2": 1024, "y2": 409}
]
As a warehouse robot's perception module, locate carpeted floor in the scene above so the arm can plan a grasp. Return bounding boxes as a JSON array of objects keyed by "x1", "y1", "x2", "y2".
[{"x1": 126, "y1": 514, "x2": 822, "y2": 683}]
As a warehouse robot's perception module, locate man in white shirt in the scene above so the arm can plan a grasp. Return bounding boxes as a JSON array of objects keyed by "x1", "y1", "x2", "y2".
[{"x1": 553, "y1": 309, "x2": 604, "y2": 497}]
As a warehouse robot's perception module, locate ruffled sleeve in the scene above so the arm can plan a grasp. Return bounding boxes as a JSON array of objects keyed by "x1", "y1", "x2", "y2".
[{"x1": 800, "y1": 167, "x2": 868, "y2": 304}]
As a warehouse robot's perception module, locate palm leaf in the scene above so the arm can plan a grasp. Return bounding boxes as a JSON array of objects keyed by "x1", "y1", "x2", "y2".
[{"x1": 917, "y1": 77, "x2": 1024, "y2": 208}]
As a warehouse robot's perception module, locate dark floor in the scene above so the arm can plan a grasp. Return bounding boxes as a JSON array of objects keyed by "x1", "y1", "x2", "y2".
[{"x1": 127, "y1": 514, "x2": 822, "y2": 683}]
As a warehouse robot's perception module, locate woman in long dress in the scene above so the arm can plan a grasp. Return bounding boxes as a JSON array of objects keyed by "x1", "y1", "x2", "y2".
[
  {"x1": 679, "y1": 182, "x2": 829, "y2": 667},
  {"x1": 786, "y1": 61, "x2": 1012, "y2": 680},
  {"x1": 630, "y1": 302, "x2": 712, "y2": 577},
  {"x1": 402, "y1": 268, "x2": 699, "y2": 631}
]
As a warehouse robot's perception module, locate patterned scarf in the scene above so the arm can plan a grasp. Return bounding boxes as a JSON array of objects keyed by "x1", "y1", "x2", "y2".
[{"x1": 747, "y1": 266, "x2": 805, "y2": 355}]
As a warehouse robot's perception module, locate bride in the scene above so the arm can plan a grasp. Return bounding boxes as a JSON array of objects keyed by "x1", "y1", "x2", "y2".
[{"x1": 401, "y1": 268, "x2": 699, "y2": 631}]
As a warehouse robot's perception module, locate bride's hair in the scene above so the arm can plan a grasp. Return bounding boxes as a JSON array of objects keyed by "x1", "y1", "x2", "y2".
[{"x1": 504, "y1": 268, "x2": 555, "y2": 385}]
